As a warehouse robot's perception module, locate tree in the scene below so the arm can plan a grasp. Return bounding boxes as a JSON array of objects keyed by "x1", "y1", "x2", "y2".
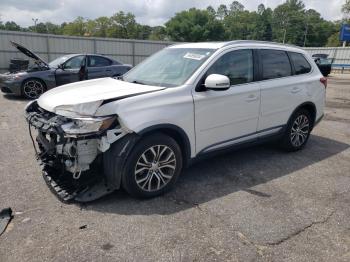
[
  {"x1": 326, "y1": 32, "x2": 341, "y2": 47},
  {"x1": 165, "y1": 8, "x2": 225, "y2": 42},
  {"x1": 62, "y1": 17, "x2": 86, "y2": 36},
  {"x1": 342, "y1": 0, "x2": 350, "y2": 15},
  {"x1": 257, "y1": 4, "x2": 265, "y2": 15},
  {"x1": 149, "y1": 26, "x2": 167, "y2": 40},
  {"x1": 217, "y1": 4, "x2": 228, "y2": 20},
  {"x1": 3, "y1": 21, "x2": 21, "y2": 31},
  {"x1": 272, "y1": 0, "x2": 306, "y2": 45},
  {"x1": 206, "y1": 6, "x2": 216, "y2": 16},
  {"x1": 229, "y1": 1, "x2": 244, "y2": 15},
  {"x1": 107, "y1": 11, "x2": 138, "y2": 39}
]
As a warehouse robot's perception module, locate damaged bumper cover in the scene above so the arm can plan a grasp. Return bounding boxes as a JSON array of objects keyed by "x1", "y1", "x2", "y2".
[{"x1": 25, "y1": 101, "x2": 133, "y2": 202}]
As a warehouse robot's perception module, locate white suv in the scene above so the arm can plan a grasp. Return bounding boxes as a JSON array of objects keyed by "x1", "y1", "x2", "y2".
[{"x1": 25, "y1": 41, "x2": 326, "y2": 202}]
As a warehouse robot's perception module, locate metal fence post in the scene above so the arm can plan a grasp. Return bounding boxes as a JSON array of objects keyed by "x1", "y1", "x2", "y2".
[
  {"x1": 46, "y1": 35, "x2": 50, "y2": 61},
  {"x1": 132, "y1": 41, "x2": 136, "y2": 66},
  {"x1": 93, "y1": 39, "x2": 97, "y2": 53}
]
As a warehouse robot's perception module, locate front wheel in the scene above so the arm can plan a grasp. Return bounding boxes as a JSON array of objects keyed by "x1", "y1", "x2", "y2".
[
  {"x1": 281, "y1": 109, "x2": 312, "y2": 151},
  {"x1": 121, "y1": 133, "x2": 183, "y2": 198},
  {"x1": 22, "y1": 79, "x2": 46, "y2": 99}
]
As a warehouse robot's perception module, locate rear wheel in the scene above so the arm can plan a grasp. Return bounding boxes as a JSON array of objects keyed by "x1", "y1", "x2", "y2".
[
  {"x1": 22, "y1": 79, "x2": 46, "y2": 99},
  {"x1": 121, "y1": 133, "x2": 183, "y2": 198},
  {"x1": 281, "y1": 109, "x2": 312, "y2": 151}
]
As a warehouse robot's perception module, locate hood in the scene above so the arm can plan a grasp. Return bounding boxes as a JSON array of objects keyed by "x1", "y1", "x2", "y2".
[
  {"x1": 11, "y1": 41, "x2": 49, "y2": 67},
  {"x1": 38, "y1": 77, "x2": 164, "y2": 114}
]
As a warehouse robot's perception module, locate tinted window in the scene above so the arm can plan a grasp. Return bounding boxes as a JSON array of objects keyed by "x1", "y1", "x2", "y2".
[
  {"x1": 64, "y1": 55, "x2": 85, "y2": 69},
  {"x1": 207, "y1": 49, "x2": 254, "y2": 85},
  {"x1": 260, "y1": 50, "x2": 292, "y2": 80},
  {"x1": 88, "y1": 56, "x2": 112, "y2": 67},
  {"x1": 289, "y1": 52, "x2": 311, "y2": 75}
]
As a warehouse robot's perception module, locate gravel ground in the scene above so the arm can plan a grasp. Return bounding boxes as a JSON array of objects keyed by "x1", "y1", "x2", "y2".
[{"x1": 0, "y1": 74, "x2": 349, "y2": 262}]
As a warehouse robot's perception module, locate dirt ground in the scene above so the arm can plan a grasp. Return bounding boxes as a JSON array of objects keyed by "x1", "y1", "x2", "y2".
[{"x1": 0, "y1": 74, "x2": 349, "y2": 262}]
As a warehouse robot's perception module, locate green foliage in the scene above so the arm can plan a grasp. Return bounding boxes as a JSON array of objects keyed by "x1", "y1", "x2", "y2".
[
  {"x1": 342, "y1": 0, "x2": 350, "y2": 15},
  {"x1": 0, "y1": 1, "x2": 343, "y2": 46},
  {"x1": 165, "y1": 8, "x2": 225, "y2": 42}
]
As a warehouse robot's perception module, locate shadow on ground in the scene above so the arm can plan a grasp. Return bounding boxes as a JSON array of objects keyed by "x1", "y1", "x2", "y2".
[
  {"x1": 3, "y1": 94, "x2": 29, "y2": 101},
  {"x1": 81, "y1": 135, "x2": 349, "y2": 215}
]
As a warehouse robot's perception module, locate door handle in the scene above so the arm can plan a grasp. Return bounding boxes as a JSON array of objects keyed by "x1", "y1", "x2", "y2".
[
  {"x1": 245, "y1": 94, "x2": 258, "y2": 102},
  {"x1": 291, "y1": 87, "x2": 301, "y2": 94}
]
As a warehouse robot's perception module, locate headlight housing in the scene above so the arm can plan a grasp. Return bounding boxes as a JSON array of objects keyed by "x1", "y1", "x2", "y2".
[
  {"x1": 61, "y1": 116, "x2": 117, "y2": 135},
  {"x1": 54, "y1": 101, "x2": 104, "y2": 118}
]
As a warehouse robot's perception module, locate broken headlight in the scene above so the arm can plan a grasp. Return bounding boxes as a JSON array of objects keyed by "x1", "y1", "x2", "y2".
[{"x1": 61, "y1": 116, "x2": 117, "y2": 135}]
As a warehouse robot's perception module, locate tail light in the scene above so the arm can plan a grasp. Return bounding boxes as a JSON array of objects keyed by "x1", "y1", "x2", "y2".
[{"x1": 320, "y1": 77, "x2": 327, "y2": 89}]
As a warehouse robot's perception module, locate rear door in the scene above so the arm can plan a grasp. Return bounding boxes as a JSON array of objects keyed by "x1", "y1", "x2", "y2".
[
  {"x1": 55, "y1": 55, "x2": 86, "y2": 86},
  {"x1": 87, "y1": 55, "x2": 114, "y2": 79},
  {"x1": 257, "y1": 49, "x2": 310, "y2": 132},
  {"x1": 192, "y1": 49, "x2": 261, "y2": 154}
]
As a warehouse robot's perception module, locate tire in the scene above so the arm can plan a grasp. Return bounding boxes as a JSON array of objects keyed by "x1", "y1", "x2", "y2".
[
  {"x1": 121, "y1": 133, "x2": 183, "y2": 198},
  {"x1": 281, "y1": 109, "x2": 312, "y2": 151},
  {"x1": 21, "y1": 79, "x2": 46, "y2": 99}
]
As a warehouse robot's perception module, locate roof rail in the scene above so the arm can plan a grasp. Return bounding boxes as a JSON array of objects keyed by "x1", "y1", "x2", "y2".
[{"x1": 222, "y1": 40, "x2": 299, "y2": 48}]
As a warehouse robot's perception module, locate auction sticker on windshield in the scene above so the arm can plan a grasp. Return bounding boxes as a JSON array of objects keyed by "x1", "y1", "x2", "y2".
[{"x1": 183, "y1": 53, "x2": 206, "y2": 60}]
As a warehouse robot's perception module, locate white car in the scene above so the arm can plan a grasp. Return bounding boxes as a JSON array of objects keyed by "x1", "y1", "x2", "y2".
[{"x1": 25, "y1": 41, "x2": 326, "y2": 202}]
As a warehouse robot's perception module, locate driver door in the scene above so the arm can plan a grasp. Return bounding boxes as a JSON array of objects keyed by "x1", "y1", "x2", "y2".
[
  {"x1": 55, "y1": 55, "x2": 86, "y2": 86},
  {"x1": 192, "y1": 49, "x2": 261, "y2": 154}
]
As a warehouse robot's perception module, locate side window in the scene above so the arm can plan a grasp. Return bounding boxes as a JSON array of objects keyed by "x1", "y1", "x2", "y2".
[
  {"x1": 260, "y1": 50, "x2": 292, "y2": 80},
  {"x1": 64, "y1": 55, "x2": 85, "y2": 69},
  {"x1": 289, "y1": 52, "x2": 312, "y2": 75},
  {"x1": 207, "y1": 49, "x2": 254, "y2": 85},
  {"x1": 88, "y1": 56, "x2": 112, "y2": 67}
]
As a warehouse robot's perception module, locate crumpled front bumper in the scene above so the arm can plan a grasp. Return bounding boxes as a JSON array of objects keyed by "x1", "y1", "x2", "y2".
[{"x1": 25, "y1": 101, "x2": 116, "y2": 202}]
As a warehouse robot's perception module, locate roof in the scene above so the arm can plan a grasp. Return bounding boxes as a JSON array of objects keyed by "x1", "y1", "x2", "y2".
[{"x1": 169, "y1": 40, "x2": 302, "y2": 52}]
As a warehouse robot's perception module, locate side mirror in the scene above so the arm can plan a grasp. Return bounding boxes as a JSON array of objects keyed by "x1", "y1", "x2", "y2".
[
  {"x1": 58, "y1": 63, "x2": 65, "y2": 70},
  {"x1": 205, "y1": 74, "x2": 230, "y2": 91}
]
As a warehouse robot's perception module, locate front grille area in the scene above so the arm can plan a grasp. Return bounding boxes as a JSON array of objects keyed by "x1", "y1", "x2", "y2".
[{"x1": 25, "y1": 101, "x2": 104, "y2": 202}]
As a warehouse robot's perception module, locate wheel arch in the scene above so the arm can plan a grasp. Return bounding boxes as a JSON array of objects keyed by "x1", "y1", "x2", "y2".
[
  {"x1": 290, "y1": 102, "x2": 317, "y2": 128},
  {"x1": 137, "y1": 124, "x2": 192, "y2": 167}
]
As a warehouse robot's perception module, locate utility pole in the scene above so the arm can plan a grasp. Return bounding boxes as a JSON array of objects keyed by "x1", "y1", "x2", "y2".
[{"x1": 32, "y1": 18, "x2": 38, "y2": 32}]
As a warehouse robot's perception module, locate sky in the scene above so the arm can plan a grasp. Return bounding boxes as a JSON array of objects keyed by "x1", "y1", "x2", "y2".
[{"x1": 0, "y1": 0, "x2": 345, "y2": 27}]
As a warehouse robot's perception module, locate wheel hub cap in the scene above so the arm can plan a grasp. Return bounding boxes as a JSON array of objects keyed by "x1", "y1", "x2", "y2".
[
  {"x1": 134, "y1": 145, "x2": 176, "y2": 192},
  {"x1": 290, "y1": 114, "x2": 309, "y2": 147}
]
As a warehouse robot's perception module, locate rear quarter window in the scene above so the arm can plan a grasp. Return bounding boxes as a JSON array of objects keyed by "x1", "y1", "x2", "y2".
[
  {"x1": 260, "y1": 50, "x2": 292, "y2": 80},
  {"x1": 289, "y1": 52, "x2": 312, "y2": 75}
]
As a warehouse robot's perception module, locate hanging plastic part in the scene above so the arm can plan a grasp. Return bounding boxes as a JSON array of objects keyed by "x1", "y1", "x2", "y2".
[{"x1": 73, "y1": 169, "x2": 82, "y2": 180}]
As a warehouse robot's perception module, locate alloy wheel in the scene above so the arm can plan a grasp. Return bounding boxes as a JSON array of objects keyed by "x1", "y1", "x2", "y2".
[
  {"x1": 134, "y1": 145, "x2": 176, "y2": 192},
  {"x1": 23, "y1": 80, "x2": 44, "y2": 99},
  {"x1": 290, "y1": 114, "x2": 310, "y2": 147}
]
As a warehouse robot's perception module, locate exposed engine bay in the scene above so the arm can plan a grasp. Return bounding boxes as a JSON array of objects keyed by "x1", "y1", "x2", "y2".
[{"x1": 25, "y1": 101, "x2": 133, "y2": 202}]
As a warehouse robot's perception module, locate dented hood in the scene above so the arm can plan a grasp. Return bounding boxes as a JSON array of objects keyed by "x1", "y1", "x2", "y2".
[{"x1": 38, "y1": 77, "x2": 164, "y2": 114}]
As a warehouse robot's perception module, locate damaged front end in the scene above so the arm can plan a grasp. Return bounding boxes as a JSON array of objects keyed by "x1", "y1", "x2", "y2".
[{"x1": 25, "y1": 101, "x2": 131, "y2": 203}]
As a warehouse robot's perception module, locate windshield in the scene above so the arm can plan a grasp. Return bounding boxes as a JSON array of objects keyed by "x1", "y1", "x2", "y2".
[
  {"x1": 48, "y1": 56, "x2": 70, "y2": 68},
  {"x1": 123, "y1": 48, "x2": 215, "y2": 87}
]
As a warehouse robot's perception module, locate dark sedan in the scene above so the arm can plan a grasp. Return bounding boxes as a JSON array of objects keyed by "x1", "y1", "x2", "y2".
[{"x1": 0, "y1": 41, "x2": 132, "y2": 99}]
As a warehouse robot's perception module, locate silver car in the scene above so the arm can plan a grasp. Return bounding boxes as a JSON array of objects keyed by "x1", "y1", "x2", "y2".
[{"x1": 0, "y1": 41, "x2": 132, "y2": 99}]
